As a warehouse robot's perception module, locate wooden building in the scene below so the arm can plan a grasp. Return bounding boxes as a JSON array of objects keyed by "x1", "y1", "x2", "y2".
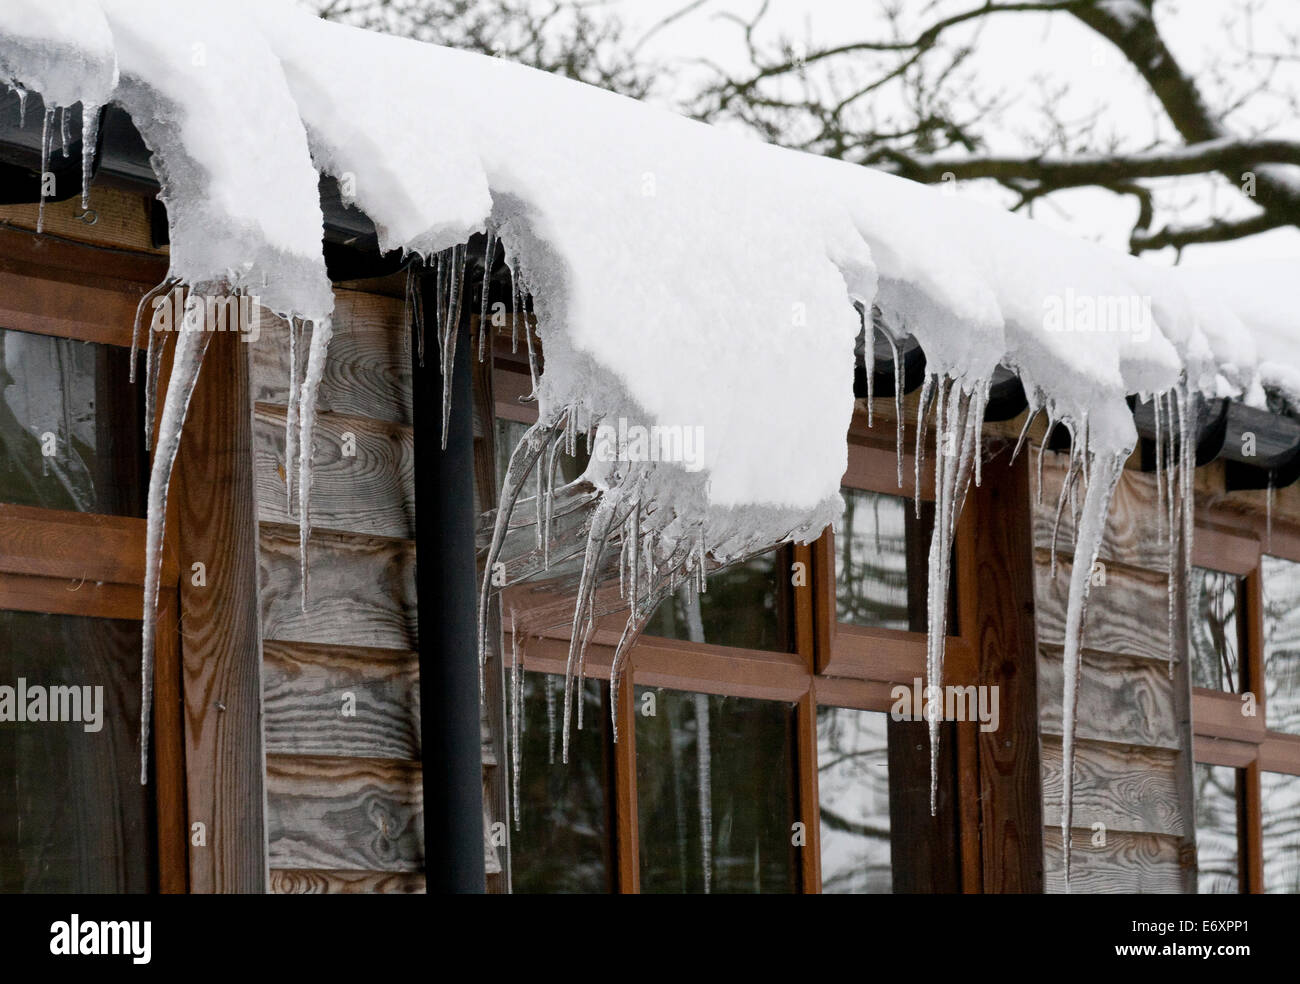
[{"x1": 0, "y1": 96, "x2": 1297, "y2": 895}]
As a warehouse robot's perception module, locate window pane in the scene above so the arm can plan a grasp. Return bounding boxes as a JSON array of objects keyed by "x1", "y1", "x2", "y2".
[
  {"x1": 836, "y1": 488, "x2": 941, "y2": 633},
  {"x1": 1189, "y1": 568, "x2": 1243, "y2": 692},
  {"x1": 0, "y1": 327, "x2": 144, "y2": 516},
  {"x1": 1261, "y1": 770, "x2": 1300, "y2": 894},
  {"x1": 635, "y1": 687, "x2": 798, "y2": 893},
  {"x1": 818, "y1": 706, "x2": 891, "y2": 893},
  {"x1": 510, "y1": 673, "x2": 613, "y2": 893},
  {"x1": 0, "y1": 610, "x2": 155, "y2": 892},
  {"x1": 1193, "y1": 762, "x2": 1239, "y2": 893},
  {"x1": 1261, "y1": 556, "x2": 1300, "y2": 735},
  {"x1": 645, "y1": 550, "x2": 791, "y2": 652}
]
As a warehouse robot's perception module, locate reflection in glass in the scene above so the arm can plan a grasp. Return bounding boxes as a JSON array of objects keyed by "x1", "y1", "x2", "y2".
[
  {"x1": 1262, "y1": 556, "x2": 1300, "y2": 735},
  {"x1": 836, "y1": 488, "x2": 938, "y2": 633},
  {"x1": 510, "y1": 674, "x2": 613, "y2": 893},
  {"x1": 1262, "y1": 770, "x2": 1300, "y2": 894},
  {"x1": 636, "y1": 687, "x2": 798, "y2": 893},
  {"x1": 818, "y1": 706, "x2": 891, "y2": 893},
  {"x1": 1193, "y1": 763, "x2": 1239, "y2": 893},
  {"x1": 1189, "y1": 568, "x2": 1243, "y2": 692},
  {"x1": 0, "y1": 610, "x2": 154, "y2": 892},
  {"x1": 0, "y1": 327, "x2": 143, "y2": 516},
  {"x1": 645, "y1": 550, "x2": 790, "y2": 652}
]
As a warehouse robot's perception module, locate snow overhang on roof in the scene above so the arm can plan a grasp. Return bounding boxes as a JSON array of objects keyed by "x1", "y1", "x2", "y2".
[{"x1": 2, "y1": 0, "x2": 1298, "y2": 887}]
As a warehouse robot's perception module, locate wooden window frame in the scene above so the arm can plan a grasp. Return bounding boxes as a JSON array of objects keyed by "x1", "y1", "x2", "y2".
[
  {"x1": 1191, "y1": 509, "x2": 1300, "y2": 893},
  {"x1": 0, "y1": 225, "x2": 187, "y2": 892},
  {"x1": 489, "y1": 365, "x2": 1036, "y2": 893}
]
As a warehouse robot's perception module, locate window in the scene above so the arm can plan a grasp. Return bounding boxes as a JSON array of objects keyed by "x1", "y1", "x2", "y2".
[
  {"x1": 488, "y1": 362, "x2": 977, "y2": 893},
  {"x1": 1191, "y1": 529, "x2": 1300, "y2": 894},
  {"x1": 0, "y1": 231, "x2": 183, "y2": 894}
]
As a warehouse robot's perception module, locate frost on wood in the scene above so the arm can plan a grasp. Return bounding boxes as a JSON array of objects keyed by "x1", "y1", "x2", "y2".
[{"x1": 2, "y1": 0, "x2": 1296, "y2": 886}]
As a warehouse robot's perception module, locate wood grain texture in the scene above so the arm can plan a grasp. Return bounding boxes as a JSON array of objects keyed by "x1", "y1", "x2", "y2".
[
  {"x1": 1034, "y1": 551, "x2": 1171, "y2": 664},
  {"x1": 970, "y1": 445, "x2": 1045, "y2": 892},
  {"x1": 259, "y1": 522, "x2": 417, "y2": 651},
  {"x1": 1038, "y1": 645, "x2": 1181, "y2": 750},
  {"x1": 1043, "y1": 828, "x2": 1186, "y2": 893},
  {"x1": 174, "y1": 328, "x2": 266, "y2": 893},
  {"x1": 268, "y1": 869, "x2": 426, "y2": 894},
  {"x1": 265, "y1": 755, "x2": 423, "y2": 873},
  {"x1": 1033, "y1": 451, "x2": 1168, "y2": 571},
  {"x1": 0, "y1": 189, "x2": 163, "y2": 255},
  {"x1": 262, "y1": 639, "x2": 420, "y2": 759},
  {"x1": 1040, "y1": 736, "x2": 1184, "y2": 837},
  {"x1": 250, "y1": 291, "x2": 411, "y2": 425},
  {"x1": 0, "y1": 504, "x2": 176, "y2": 586}
]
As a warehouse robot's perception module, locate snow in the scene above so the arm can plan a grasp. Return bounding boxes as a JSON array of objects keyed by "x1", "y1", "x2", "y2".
[{"x1": 3, "y1": 0, "x2": 1299, "y2": 887}]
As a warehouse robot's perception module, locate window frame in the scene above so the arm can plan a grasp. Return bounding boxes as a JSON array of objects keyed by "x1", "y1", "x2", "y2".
[
  {"x1": 0, "y1": 224, "x2": 187, "y2": 892},
  {"x1": 1192, "y1": 513, "x2": 1300, "y2": 893}
]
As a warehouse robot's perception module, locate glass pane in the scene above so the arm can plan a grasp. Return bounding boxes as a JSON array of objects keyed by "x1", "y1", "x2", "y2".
[
  {"x1": 1193, "y1": 762, "x2": 1239, "y2": 893},
  {"x1": 1261, "y1": 770, "x2": 1300, "y2": 894},
  {"x1": 644, "y1": 549, "x2": 791, "y2": 652},
  {"x1": 510, "y1": 674, "x2": 613, "y2": 893},
  {"x1": 0, "y1": 610, "x2": 155, "y2": 892},
  {"x1": 0, "y1": 327, "x2": 144, "y2": 516},
  {"x1": 635, "y1": 687, "x2": 798, "y2": 893},
  {"x1": 1189, "y1": 568, "x2": 1243, "y2": 692},
  {"x1": 1262, "y1": 556, "x2": 1300, "y2": 735},
  {"x1": 818, "y1": 706, "x2": 891, "y2": 893},
  {"x1": 836, "y1": 488, "x2": 941, "y2": 633}
]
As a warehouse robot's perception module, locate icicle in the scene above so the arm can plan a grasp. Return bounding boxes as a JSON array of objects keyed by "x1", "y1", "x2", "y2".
[
  {"x1": 80, "y1": 103, "x2": 100, "y2": 211},
  {"x1": 479, "y1": 418, "x2": 556, "y2": 686},
  {"x1": 1159, "y1": 392, "x2": 1170, "y2": 540},
  {"x1": 297, "y1": 316, "x2": 335, "y2": 611},
  {"x1": 508, "y1": 265, "x2": 519, "y2": 353},
  {"x1": 1059, "y1": 449, "x2": 1126, "y2": 890},
  {"x1": 59, "y1": 105, "x2": 70, "y2": 157},
  {"x1": 15, "y1": 86, "x2": 27, "y2": 127},
  {"x1": 1012, "y1": 406, "x2": 1038, "y2": 465},
  {"x1": 131, "y1": 277, "x2": 177, "y2": 385},
  {"x1": 1267, "y1": 469, "x2": 1275, "y2": 550},
  {"x1": 914, "y1": 373, "x2": 934, "y2": 515},
  {"x1": 478, "y1": 229, "x2": 497, "y2": 362},
  {"x1": 439, "y1": 245, "x2": 468, "y2": 447},
  {"x1": 522, "y1": 290, "x2": 538, "y2": 393},
  {"x1": 36, "y1": 107, "x2": 53, "y2": 234},
  {"x1": 1050, "y1": 435, "x2": 1077, "y2": 580},
  {"x1": 510, "y1": 610, "x2": 523, "y2": 831},
  {"x1": 1175, "y1": 383, "x2": 1197, "y2": 681},
  {"x1": 542, "y1": 433, "x2": 562, "y2": 570},
  {"x1": 694, "y1": 690, "x2": 713, "y2": 895},
  {"x1": 562, "y1": 486, "x2": 622, "y2": 763},
  {"x1": 140, "y1": 321, "x2": 214, "y2": 783},
  {"x1": 862, "y1": 307, "x2": 875, "y2": 429},
  {"x1": 884, "y1": 332, "x2": 905, "y2": 487},
  {"x1": 545, "y1": 671, "x2": 557, "y2": 765},
  {"x1": 285, "y1": 317, "x2": 302, "y2": 514},
  {"x1": 1036, "y1": 420, "x2": 1052, "y2": 506}
]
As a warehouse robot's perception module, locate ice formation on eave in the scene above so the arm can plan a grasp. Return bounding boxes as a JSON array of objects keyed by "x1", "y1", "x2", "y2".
[{"x1": 3, "y1": 0, "x2": 1295, "y2": 888}]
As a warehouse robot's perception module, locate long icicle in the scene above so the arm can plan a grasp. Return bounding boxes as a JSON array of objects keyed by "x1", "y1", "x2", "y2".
[
  {"x1": 884, "y1": 331, "x2": 905, "y2": 488},
  {"x1": 1060, "y1": 449, "x2": 1127, "y2": 889},
  {"x1": 441, "y1": 245, "x2": 467, "y2": 448},
  {"x1": 862, "y1": 306, "x2": 875, "y2": 428},
  {"x1": 914, "y1": 373, "x2": 935, "y2": 515},
  {"x1": 562, "y1": 486, "x2": 623, "y2": 762},
  {"x1": 36, "y1": 107, "x2": 53, "y2": 235},
  {"x1": 285, "y1": 317, "x2": 302, "y2": 514},
  {"x1": 140, "y1": 318, "x2": 214, "y2": 783},
  {"x1": 80, "y1": 103, "x2": 100, "y2": 211},
  {"x1": 478, "y1": 229, "x2": 497, "y2": 362},
  {"x1": 297, "y1": 316, "x2": 334, "y2": 611}
]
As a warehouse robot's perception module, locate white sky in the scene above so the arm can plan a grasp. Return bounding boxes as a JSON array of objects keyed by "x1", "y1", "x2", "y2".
[{"x1": 603, "y1": 0, "x2": 1300, "y2": 266}]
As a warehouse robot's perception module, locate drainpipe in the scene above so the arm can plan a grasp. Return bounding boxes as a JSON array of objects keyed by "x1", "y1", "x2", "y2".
[{"x1": 413, "y1": 273, "x2": 486, "y2": 893}]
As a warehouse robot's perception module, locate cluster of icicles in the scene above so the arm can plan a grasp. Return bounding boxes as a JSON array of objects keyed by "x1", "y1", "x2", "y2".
[{"x1": 11, "y1": 87, "x2": 101, "y2": 237}]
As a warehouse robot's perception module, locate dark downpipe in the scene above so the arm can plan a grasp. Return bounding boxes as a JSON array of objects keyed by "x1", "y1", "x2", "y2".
[{"x1": 413, "y1": 274, "x2": 486, "y2": 893}]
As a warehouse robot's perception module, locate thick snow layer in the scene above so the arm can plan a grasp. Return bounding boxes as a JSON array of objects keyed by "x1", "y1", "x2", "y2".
[
  {"x1": 99, "y1": 0, "x2": 332, "y2": 319},
  {"x1": 0, "y1": 0, "x2": 116, "y2": 109}
]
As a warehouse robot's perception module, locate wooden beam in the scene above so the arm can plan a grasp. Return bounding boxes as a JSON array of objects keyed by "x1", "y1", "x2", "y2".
[
  {"x1": 969, "y1": 441, "x2": 1044, "y2": 893},
  {"x1": 174, "y1": 326, "x2": 267, "y2": 893}
]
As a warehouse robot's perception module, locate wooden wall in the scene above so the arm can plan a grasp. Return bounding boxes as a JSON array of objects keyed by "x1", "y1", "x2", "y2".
[
  {"x1": 1032, "y1": 451, "x2": 1196, "y2": 893},
  {"x1": 252, "y1": 290, "x2": 431, "y2": 893}
]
